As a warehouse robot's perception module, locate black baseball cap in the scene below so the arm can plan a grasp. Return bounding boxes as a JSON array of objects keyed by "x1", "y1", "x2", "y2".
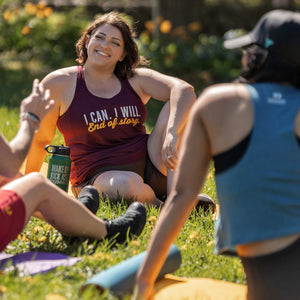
[{"x1": 223, "y1": 9, "x2": 300, "y2": 66}]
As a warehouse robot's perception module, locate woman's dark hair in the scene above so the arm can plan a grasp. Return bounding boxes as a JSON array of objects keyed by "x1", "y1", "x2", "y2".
[
  {"x1": 239, "y1": 45, "x2": 300, "y2": 88},
  {"x1": 76, "y1": 11, "x2": 149, "y2": 78}
]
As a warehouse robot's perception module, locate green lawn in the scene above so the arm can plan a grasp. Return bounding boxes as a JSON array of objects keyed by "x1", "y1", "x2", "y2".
[{"x1": 0, "y1": 104, "x2": 245, "y2": 300}]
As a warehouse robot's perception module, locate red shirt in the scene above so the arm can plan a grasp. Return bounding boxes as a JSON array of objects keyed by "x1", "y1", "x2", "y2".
[{"x1": 57, "y1": 66, "x2": 148, "y2": 185}]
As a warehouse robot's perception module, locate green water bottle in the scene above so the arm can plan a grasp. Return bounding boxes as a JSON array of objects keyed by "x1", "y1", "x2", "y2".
[{"x1": 45, "y1": 144, "x2": 71, "y2": 192}]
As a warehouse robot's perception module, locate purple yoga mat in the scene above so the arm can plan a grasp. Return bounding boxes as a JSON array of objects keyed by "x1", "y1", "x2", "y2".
[{"x1": 0, "y1": 252, "x2": 81, "y2": 276}]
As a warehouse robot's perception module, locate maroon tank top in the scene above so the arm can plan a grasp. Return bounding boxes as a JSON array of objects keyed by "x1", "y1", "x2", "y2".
[{"x1": 57, "y1": 66, "x2": 148, "y2": 185}]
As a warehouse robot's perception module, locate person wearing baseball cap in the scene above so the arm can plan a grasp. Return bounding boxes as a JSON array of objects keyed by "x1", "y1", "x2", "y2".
[
  {"x1": 225, "y1": 9, "x2": 300, "y2": 83},
  {"x1": 134, "y1": 10, "x2": 300, "y2": 300}
]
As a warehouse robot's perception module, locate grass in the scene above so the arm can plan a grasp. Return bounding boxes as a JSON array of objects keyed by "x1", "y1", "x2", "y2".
[{"x1": 0, "y1": 102, "x2": 245, "y2": 300}]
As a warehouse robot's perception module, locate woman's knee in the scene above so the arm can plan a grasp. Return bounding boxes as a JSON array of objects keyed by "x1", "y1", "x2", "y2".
[
  {"x1": 110, "y1": 172, "x2": 143, "y2": 192},
  {"x1": 24, "y1": 172, "x2": 49, "y2": 186},
  {"x1": 94, "y1": 171, "x2": 143, "y2": 196},
  {"x1": 112, "y1": 173, "x2": 157, "y2": 202},
  {"x1": 4, "y1": 172, "x2": 47, "y2": 191}
]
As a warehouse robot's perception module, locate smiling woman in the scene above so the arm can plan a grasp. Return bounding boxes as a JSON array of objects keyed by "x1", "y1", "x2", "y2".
[
  {"x1": 75, "y1": 12, "x2": 148, "y2": 78},
  {"x1": 84, "y1": 24, "x2": 126, "y2": 74},
  {"x1": 24, "y1": 11, "x2": 199, "y2": 209}
]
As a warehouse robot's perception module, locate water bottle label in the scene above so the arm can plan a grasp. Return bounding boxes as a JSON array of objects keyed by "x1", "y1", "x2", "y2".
[{"x1": 49, "y1": 164, "x2": 70, "y2": 185}]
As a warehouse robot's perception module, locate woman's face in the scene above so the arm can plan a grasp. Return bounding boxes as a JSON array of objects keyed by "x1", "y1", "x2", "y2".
[{"x1": 85, "y1": 23, "x2": 125, "y2": 67}]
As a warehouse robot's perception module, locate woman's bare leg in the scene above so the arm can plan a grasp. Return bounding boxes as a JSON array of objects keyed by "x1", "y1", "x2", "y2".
[
  {"x1": 3, "y1": 172, "x2": 107, "y2": 239},
  {"x1": 93, "y1": 170, "x2": 162, "y2": 206}
]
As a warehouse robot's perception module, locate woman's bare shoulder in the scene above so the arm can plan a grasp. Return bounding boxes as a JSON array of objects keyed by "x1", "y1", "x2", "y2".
[
  {"x1": 195, "y1": 83, "x2": 250, "y2": 110},
  {"x1": 41, "y1": 66, "x2": 79, "y2": 109},
  {"x1": 200, "y1": 83, "x2": 249, "y2": 101},
  {"x1": 42, "y1": 66, "x2": 78, "y2": 88},
  {"x1": 194, "y1": 83, "x2": 253, "y2": 155},
  {"x1": 192, "y1": 83, "x2": 252, "y2": 126}
]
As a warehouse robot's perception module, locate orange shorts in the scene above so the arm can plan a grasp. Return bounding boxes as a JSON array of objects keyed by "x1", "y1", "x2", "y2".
[{"x1": 0, "y1": 190, "x2": 26, "y2": 252}]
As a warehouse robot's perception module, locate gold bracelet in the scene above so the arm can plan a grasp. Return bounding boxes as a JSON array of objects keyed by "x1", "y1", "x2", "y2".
[{"x1": 20, "y1": 112, "x2": 40, "y2": 132}]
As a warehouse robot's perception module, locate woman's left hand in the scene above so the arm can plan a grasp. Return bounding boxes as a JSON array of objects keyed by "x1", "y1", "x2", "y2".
[{"x1": 161, "y1": 131, "x2": 178, "y2": 171}]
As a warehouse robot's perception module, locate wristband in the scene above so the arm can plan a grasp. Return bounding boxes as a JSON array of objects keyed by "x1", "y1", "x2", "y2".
[{"x1": 20, "y1": 112, "x2": 40, "y2": 131}]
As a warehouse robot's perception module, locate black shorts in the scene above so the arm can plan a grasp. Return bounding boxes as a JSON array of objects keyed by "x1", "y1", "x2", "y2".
[
  {"x1": 144, "y1": 154, "x2": 167, "y2": 200},
  {"x1": 240, "y1": 237, "x2": 300, "y2": 300},
  {"x1": 72, "y1": 154, "x2": 167, "y2": 200}
]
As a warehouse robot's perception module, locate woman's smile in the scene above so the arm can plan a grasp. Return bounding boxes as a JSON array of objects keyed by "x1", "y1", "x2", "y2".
[{"x1": 95, "y1": 50, "x2": 110, "y2": 57}]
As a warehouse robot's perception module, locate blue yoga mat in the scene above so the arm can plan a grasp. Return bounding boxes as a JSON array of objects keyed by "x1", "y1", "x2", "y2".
[{"x1": 81, "y1": 244, "x2": 181, "y2": 297}]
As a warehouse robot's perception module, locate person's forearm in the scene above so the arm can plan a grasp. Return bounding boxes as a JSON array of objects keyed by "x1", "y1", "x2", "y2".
[
  {"x1": 24, "y1": 135, "x2": 49, "y2": 173},
  {"x1": 136, "y1": 192, "x2": 196, "y2": 290},
  {"x1": 8, "y1": 119, "x2": 38, "y2": 177},
  {"x1": 25, "y1": 116, "x2": 57, "y2": 174},
  {"x1": 167, "y1": 84, "x2": 196, "y2": 134}
]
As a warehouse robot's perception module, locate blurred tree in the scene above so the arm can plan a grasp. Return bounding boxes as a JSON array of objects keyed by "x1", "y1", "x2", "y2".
[
  {"x1": 158, "y1": 0, "x2": 205, "y2": 28},
  {"x1": 156, "y1": 0, "x2": 299, "y2": 36},
  {"x1": 272, "y1": 0, "x2": 291, "y2": 6}
]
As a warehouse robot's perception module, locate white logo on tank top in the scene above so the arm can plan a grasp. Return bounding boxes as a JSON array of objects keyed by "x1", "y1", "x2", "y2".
[{"x1": 267, "y1": 92, "x2": 286, "y2": 105}]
